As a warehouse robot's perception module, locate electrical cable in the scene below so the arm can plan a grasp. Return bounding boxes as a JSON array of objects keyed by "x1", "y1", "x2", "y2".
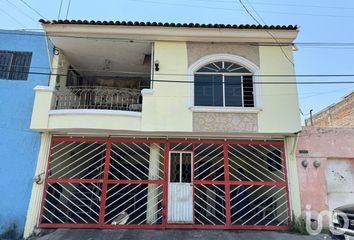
[
  {"x1": 58, "y1": 0, "x2": 63, "y2": 20},
  {"x1": 182, "y1": 0, "x2": 354, "y2": 11},
  {"x1": 1, "y1": 69, "x2": 354, "y2": 85},
  {"x1": 0, "y1": 7, "x2": 27, "y2": 28},
  {"x1": 2, "y1": 0, "x2": 37, "y2": 22},
  {"x1": 124, "y1": 0, "x2": 354, "y2": 19},
  {"x1": 2, "y1": 64, "x2": 354, "y2": 79},
  {"x1": 65, "y1": 0, "x2": 71, "y2": 19},
  {"x1": 238, "y1": 0, "x2": 294, "y2": 66},
  {"x1": 19, "y1": 0, "x2": 47, "y2": 20},
  {"x1": 1, "y1": 30, "x2": 354, "y2": 48}
]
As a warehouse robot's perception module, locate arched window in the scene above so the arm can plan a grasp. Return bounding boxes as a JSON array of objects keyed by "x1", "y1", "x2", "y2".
[{"x1": 194, "y1": 61, "x2": 254, "y2": 107}]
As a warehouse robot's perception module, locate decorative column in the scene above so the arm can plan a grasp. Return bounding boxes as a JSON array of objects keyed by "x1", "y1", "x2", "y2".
[
  {"x1": 146, "y1": 143, "x2": 161, "y2": 224},
  {"x1": 23, "y1": 133, "x2": 51, "y2": 238}
]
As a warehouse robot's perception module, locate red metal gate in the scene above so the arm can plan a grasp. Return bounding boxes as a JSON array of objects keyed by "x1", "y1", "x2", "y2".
[{"x1": 39, "y1": 137, "x2": 289, "y2": 230}]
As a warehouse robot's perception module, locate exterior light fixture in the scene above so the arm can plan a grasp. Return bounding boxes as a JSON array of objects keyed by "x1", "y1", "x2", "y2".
[
  {"x1": 313, "y1": 160, "x2": 321, "y2": 168},
  {"x1": 33, "y1": 173, "x2": 44, "y2": 184},
  {"x1": 301, "y1": 160, "x2": 309, "y2": 168},
  {"x1": 53, "y1": 47, "x2": 60, "y2": 55},
  {"x1": 154, "y1": 60, "x2": 160, "y2": 71}
]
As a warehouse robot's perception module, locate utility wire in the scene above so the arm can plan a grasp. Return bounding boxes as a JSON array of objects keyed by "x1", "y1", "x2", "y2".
[
  {"x1": 2, "y1": 69, "x2": 354, "y2": 84},
  {"x1": 249, "y1": 1, "x2": 354, "y2": 11},
  {"x1": 65, "y1": 0, "x2": 71, "y2": 19},
  {"x1": 58, "y1": 0, "x2": 63, "y2": 20},
  {"x1": 2, "y1": 64, "x2": 354, "y2": 79},
  {"x1": 244, "y1": 0, "x2": 266, "y2": 25},
  {"x1": 238, "y1": 0, "x2": 294, "y2": 66},
  {"x1": 124, "y1": 0, "x2": 354, "y2": 19},
  {"x1": 0, "y1": 7, "x2": 27, "y2": 28},
  {"x1": 181, "y1": 0, "x2": 354, "y2": 11},
  {"x1": 2, "y1": 0, "x2": 37, "y2": 22},
  {"x1": 2, "y1": 30, "x2": 354, "y2": 47},
  {"x1": 19, "y1": 0, "x2": 47, "y2": 20}
]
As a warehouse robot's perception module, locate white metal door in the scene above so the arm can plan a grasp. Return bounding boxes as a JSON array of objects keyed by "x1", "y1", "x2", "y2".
[
  {"x1": 168, "y1": 152, "x2": 193, "y2": 223},
  {"x1": 325, "y1": 159, "x2": 354, "y2": 210}
]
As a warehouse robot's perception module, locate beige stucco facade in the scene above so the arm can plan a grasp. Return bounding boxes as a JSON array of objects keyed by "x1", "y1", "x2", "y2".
[{"x1": 30, "y1": 42, "x2": 301, "y2": 135}]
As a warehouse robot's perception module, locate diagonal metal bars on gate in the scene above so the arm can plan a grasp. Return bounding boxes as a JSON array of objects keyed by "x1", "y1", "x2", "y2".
[
  {"x1": 49, "y1": 141, "x2": 106, "y2": 179},
  {"x1": 230, "y1": 185, "x2": 288, "y2": 226},
  {"x1": 228, "y1": 144, "x2": 285, "y2": 182},
  {"x1": 104, "y1": 184, "x2": 163, "y2": 225},
  {"x1": 109, "y1": 142, "x2": 164, "y2": 180},
  {"x1": 41, "y1": 182, "x2": 101, "y2": 224},
  {"x1": 40, "y1": 137, "x2": 289, "y2": 230},
  {"x1": 194, "y1": 144, "x2": 224, "y2": 181},
  {"x1": 194, "y1": 184, "x2": 226, "y2": 225}
]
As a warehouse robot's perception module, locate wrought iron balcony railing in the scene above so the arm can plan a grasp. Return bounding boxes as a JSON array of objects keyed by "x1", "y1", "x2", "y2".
[{"x1": 54, "y1": 86, "x2": 142, "y2": 112}]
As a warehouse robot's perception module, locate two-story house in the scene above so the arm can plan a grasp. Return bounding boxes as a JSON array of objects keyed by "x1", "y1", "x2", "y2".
[{"x1": 24, "y1": 20, "x2": 302, "y2": 238}]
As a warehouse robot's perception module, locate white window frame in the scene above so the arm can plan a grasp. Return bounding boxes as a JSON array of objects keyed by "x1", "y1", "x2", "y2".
[{"x1": 188, "y1": 53, "x2": 262, "y2": 112}]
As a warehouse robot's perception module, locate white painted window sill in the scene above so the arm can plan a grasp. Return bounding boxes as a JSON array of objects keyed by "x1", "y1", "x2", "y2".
[
  {"x1": 189, "y1": 106, "x2": 262, "y2": 113},
  {"x1": 49, "y1": 109, "x2": 142, "y2": 117}
]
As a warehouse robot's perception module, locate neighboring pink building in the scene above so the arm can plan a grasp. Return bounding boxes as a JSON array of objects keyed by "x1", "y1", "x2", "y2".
[{"x1": 296, "y1": 127, "x2": 354, "y2": 218}]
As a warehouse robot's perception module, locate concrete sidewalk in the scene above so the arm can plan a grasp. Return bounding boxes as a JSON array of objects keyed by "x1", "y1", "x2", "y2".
[{"x1": 29, "y1": 229, "x2": 329, "y2": 240}]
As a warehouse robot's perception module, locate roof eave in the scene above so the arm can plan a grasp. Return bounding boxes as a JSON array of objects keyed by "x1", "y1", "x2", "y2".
[{"x1": 41, "y1": 23, "x2": 299, "y2": 43}]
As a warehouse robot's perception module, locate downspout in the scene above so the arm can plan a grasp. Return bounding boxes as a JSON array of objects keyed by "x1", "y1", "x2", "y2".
[
  {"x1": 291, "y1": 130, "x2": 301, "y2": 155},
  {"x1": 288, "y1": 129, "x2": 302, "y2": 219}
]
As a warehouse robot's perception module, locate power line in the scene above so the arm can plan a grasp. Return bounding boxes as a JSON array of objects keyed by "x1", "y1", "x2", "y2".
[
  {"x1": 2, "y1": 30, "x2": 354, "y2": 47},
  {"x1": 184, "y1": 0, "x2": 354, "y2": 11},
  {"x1": 0, "y1": 7, "x2": 27, "y2": 28},
  {"x1": 244, "y1": 0, "x2": 266, "y2": 25},
  {"x1": 65, "y1": 0, "x2": 71, "y2": 19},
  {"x1": 238, "y1": 0, "x2": 294, "y2": 66},
  {"x1": 0, "y1": 30, "x2": 296, "y2": 46},
  {"x1": 249, "y1": 1, "x2": 354, "y2": 11},
  {"x1": 300, "y1": 46, "x2": 354, "y2": 50},
  {"x1": 3, "y1": 63, "x2": 354, "y2": 78},
  {"x1": 300, "y1": 87, "x2": 354, "y2": 99},
  {"x1": 19, "y1": 0, "x2": 47, "y2": 20},
  {"x1": 2, "y1": 69, "x2": 354, "y2": 84},
  {"x1": 2, "y1": 0, "x2": 37, "y2": 22},
  {"x1": 124, "y1": 0, "x2": 354, "y2": 19},
  {"x1": 58, "y1": 0, "x2": 63, "y2": 20},
  {"x1": 2, "y1": 64, "x2": 354, "y2": 78}
]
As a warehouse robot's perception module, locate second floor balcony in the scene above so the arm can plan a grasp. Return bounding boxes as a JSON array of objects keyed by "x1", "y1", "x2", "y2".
[
  {"x1": 54, "y1": 86, "x2": 142, "y2": 112},
  {"x1": 30, "y1": 38, "x2": 153, "y2": 132}
]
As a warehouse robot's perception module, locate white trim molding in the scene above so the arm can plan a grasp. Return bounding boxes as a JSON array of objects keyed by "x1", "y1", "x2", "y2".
[
  {"x1": 49, "y1": 109, "x2": 142, "y2": 117},
  {"x1": 189, "y1": 106, "x2": 261, "y2": 113},
  {"x1": 187, "y1": 53, "x2": 262, "y2": 109},
  {"x1": 141, "y1": 88, "x2": 154, "y2": 95},
  {"x1": 34, "y1": 85, "x2": 55, "y2": 92}
]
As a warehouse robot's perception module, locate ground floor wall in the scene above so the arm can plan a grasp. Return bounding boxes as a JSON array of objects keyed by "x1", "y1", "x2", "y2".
[
  {"x1": 24, "y1": 134, "x2": 301, "y2": 238},
  {"x1": 0, "y1": 128, "x2": 42, "y2": 236},
  {"x1": 24, "y1": 133, "x2": 51, "y2": 238},
  {"x1": 296, "y1": 127, "x2": 354, "y2": 222}
]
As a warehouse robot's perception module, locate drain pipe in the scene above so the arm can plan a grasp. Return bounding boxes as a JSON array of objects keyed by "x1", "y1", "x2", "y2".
[{"x1": 309, "y1": 109, "x2": 313, "y2": 126}]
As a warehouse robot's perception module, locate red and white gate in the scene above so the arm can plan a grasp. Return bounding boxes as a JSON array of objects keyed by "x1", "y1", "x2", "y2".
[{"x1": 39, "y1": 137, "x2": 289, "y2": 230}]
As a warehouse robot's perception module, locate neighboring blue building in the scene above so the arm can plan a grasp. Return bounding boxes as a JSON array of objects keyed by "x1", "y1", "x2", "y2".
[{"x1": 0, "y1": 30, "x2": 50, "y2": 236}]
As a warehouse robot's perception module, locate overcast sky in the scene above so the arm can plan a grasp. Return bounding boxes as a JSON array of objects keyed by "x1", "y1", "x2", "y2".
[{"x1": 0, "y1": 0, "x2": 353, "y2": 124}]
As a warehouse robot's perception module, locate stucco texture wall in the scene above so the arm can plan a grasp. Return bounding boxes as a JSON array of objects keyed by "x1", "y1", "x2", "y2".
[
  {"x1": 186, "y1": 43, "x2": 260, "y2": 67},
  {"x1": 296, "y1": 127, "x2": 354, "y2": 215},
  {"x1": 0, "y1": 30, "x2": 50, "y2": 233},
  {"x1": 142, "y1": 41, "x2": 192, "y2": 132},
  {"x1": 258, "y1": 46, "x2": 301, "y2": 133}
]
